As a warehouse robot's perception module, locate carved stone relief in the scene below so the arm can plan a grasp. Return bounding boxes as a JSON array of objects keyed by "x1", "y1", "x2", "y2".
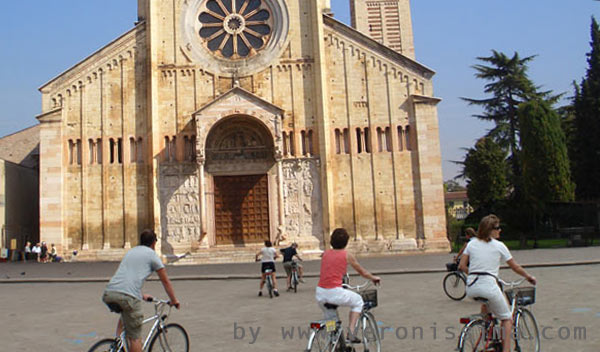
[
  {"x1": 159, "y1": 164, "x2": 201, "y2": 253},
  {"x1": 282, "y1": 159, "x2": 322, "y2": 239}
]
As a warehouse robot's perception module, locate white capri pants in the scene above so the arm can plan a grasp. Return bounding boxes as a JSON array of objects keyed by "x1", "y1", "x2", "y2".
[
  {"x1": 315, "y1": 286, "x2": 364, "y2": 315},
  {"x1": 466, "y1": 276, "x2": 511, "y2": 320}
]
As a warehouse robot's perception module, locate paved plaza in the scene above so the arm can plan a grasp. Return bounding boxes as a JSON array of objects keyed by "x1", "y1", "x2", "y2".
[{"x1": 1, "y1": 248, "x2": 599, "y2": 351}]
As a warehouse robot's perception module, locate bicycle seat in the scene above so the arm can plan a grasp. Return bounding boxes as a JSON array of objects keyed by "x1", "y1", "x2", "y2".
[
  {"x1": 323, "y1": 303, "x2": 339, "y2": 310},
  {"x1": 106, "y1": 302, "x2": 123, "y2": 313}
]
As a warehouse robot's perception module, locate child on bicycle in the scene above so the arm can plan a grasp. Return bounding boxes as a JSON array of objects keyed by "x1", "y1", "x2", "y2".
[
  {"x1": 102, "y1": 230, "x2": 180, "y2": 352},
  {"x1": 256, "y1": 240, "x2": 280, "y2": 297},
  {"x1": 316, "y1": 228, "x2": 381, "y2": 343},
  {"x1": 280, "y1": 242, "x2": 305, "y2": 291},
  {"x1": 458, "y1": 215, "x2": 536, "y2": 352}
]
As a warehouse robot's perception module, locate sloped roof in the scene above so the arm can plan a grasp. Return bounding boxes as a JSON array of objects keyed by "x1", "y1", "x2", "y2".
[
  {"x1": 445, "y1": 191, "x2": 468, "y2": 202},
  {"x1": 323, "y1": 14, "x2": 435, "y2": 79},
  {"x1": 0, "y1": 125, "x2": 40, "y2": 169}
]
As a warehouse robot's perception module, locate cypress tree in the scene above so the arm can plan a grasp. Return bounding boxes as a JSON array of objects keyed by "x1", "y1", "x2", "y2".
[
  {"x1": 573, "y1": 17, "x2": 600, "y2": 200},
  {"x1": 519, "y1": 99, "x2": 575, "y2": 208}
]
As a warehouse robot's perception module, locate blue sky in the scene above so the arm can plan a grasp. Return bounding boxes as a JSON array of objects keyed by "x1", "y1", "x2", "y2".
[{"x1": 0, "y1": 1, "x2": 598, "y2": 180}]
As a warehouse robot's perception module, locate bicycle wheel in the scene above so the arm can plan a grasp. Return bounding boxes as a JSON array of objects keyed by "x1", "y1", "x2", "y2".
[
  {"x1": 148, "y1": 323, "x2": 189, "y2": 352},
  {"x1": 513, "y1": 308, "x2": 540, "y2": 352},
  {"x1": 443, "y1": 272, "x2": 467, "y2": 300},
  {"x1": 267, "y1": 275, "x2": 273, "y2": 298},
  {"x1": 293, "y1": 271, "x2": 298, "y2": 293},
  {"x1": 458, "y1": 319, "x2": 487, "y2": 352},
  {"x1": 306, "y1": 328, "x2": 333, "y2": 352},
  {"x1": 355, "y1": 312, "x2": 381, "y2": 352},
  {"x1": 88, "y1": 338, "x2": 118, "y2": 352}
]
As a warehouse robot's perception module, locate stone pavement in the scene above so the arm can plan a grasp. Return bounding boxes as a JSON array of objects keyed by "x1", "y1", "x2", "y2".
[
  {"x1": 0, "y1": 246, "x2": 598, "y2": 282},
  {"x1": 1, "y1": 264, "x2": 598, "y2": 351}
]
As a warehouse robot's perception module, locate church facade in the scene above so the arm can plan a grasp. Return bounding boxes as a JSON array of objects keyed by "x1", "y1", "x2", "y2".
[{"x1": 37, "y1": 0, "x2": 448, "y2": 262}]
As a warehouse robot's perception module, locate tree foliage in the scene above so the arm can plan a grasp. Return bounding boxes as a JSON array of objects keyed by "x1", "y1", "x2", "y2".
[
  {"x1": 462, "y1": 51, "x2": 541, "y2": 197},
  {"x1": 573, "y1": 17, "x2": 600, "y2": 200},
  {"x1": 463, "y1": 138, "x2": 509, "y2": 211},
  {"x1": 519, "y1": 99, "x2": 575, "y2": 209}
]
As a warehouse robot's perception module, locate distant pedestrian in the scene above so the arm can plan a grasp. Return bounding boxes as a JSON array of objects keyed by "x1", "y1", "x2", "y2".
[
  {"x1": 23, "y1": 241, "x2": 32, "y2": 262},
  {"x1": 40, "y1": 242, "x2": 49, "y2": 263},
  {"x1": 49, "y1": 244, "x2": 62, "y2": 263},
  {"x1": 32, "y1": 243, "x2": 42, "y2": 262}
]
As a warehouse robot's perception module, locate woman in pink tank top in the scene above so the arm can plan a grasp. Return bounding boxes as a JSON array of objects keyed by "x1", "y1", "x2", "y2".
[{"x1": 316, "y1": 228, "x2": 381, "y2": 342}]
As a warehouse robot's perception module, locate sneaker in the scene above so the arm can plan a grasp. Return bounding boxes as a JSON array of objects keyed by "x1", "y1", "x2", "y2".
[
  {"x1": 287, "y1": 287, "x2": 293, "y2": 292},
  {"x1": 273, "y1": 290, "x2": 280, "y2": 297},
  {"x1": 258, "y1": 291, "x2": 262, "y2": 297},
  {"x1": 299, "y1": 278, "x2": 305, "y2": 283}
]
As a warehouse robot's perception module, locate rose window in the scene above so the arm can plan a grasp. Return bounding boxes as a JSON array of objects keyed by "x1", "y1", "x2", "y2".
[{"x1": 198, "y1": 0, "x2": 273, "y2": 59}]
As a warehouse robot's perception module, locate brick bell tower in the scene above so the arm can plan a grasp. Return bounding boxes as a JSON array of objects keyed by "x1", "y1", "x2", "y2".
[{"x1": 349, "y1": 0, "x2": 415, "y2": 59}]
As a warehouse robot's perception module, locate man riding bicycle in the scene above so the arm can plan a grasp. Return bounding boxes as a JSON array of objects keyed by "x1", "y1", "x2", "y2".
[
  {"x1": 102, "y1": 229, "x2": 180, "y2": 352},
  {"x1": 280, "y1": 242, "x2": 305, "y2": 291}
]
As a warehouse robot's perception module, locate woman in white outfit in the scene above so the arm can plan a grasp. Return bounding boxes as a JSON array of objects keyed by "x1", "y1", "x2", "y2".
[{"x1": 458, "y1": 214, "x2": 536, "y2": 352}]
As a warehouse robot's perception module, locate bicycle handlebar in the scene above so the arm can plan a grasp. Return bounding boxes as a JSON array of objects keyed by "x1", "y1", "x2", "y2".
[
  {"x1": 342, "y1": 280, "x2": 377, "y2": 291},
  {"x1": 497, "y1": 277, "x2": 527, "y2": 288}
]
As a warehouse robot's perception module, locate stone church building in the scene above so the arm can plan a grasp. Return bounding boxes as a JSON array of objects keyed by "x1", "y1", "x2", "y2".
[{"x1": 37, "y1": 0, "x2": 448, "y2": 262}]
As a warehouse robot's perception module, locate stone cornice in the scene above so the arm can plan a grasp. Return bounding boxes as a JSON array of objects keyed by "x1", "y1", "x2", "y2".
[
  {"x1": 411, "y1": 94, "x2": 442, "y2": 106},
  {"x1": 323, "y1": 15, "x2": 435, "y2": 80},
  {"x1": 193, "y1": 86, "x2": 285, "y2": 117},
  {"x1": 36, "y1": 107, "x2": 63, "y2": 123},
  {"x1": 39, "y1": 21, "x2": 147, "y2": 93}
]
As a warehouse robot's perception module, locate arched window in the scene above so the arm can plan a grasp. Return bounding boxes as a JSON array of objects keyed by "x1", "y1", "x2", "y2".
[
  {"x1": 385, "y1": 127, "x2": 392, "y2": 152},
  {"x1": 377, "y1": 127, "x2": 384, "y2": 152},
  {"x1": 96, "y1": 138, "x2": 102, "y2": 164},
  {"x1": 130, "y1": 137, "x2": 136, "y2": 163},
  {"x1": 343, "y1": 128, "x2": 350, "y2": 154},
  {"x1": 397, "y1": 126, "x2": 404, "y2": 151},
  {"x1": 363, "y1": 127, "x2": 371, "y2": 153}
]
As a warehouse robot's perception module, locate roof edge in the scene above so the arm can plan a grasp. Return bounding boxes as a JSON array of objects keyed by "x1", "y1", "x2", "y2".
[
  {"x1": 39, "y1": 21, "x2": 146, "y2": 91},
  {"x1": 323, "y1": 15, "x2": 435, "y2": 78}
]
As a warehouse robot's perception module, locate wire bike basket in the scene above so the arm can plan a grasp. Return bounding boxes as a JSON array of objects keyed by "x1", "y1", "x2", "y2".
[
  {"x1": 446, "y1": 262, "x2": 459, "y2": 272},
  {"x1": 505, "y1": 286, "x2": 536, "y2": 306},
  {"x1": 360, "y1": 289, "x2": 378, "y2": 307}
]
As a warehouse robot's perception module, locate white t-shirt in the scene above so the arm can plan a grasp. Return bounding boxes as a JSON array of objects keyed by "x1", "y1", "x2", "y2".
[
  {"x1": 260, "y1": 247, "x2": 276, "y2": 263},
  {"x1": 464, "y1": 238, "x2": 512, "y2": 277}
]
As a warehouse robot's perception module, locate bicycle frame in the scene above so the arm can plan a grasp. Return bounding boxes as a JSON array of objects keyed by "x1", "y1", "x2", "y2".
[
  {"x1": 458, "y1": 277, "x2": 534, "y2": 352},
  {"x1": 115, "y1": 300, "x2": 170, "y2": 352}
]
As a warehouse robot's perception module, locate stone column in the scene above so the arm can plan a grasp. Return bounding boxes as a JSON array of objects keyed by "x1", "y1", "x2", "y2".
[
  {"x1": 310, "y1": 0, "x2": 335, "y2": 245},
  {"x1": 37, "y1": 108, "x2": 65, "y2": 253},
  {"x1": 411, "y1": 95, "x2": 449, "y2": 251}
]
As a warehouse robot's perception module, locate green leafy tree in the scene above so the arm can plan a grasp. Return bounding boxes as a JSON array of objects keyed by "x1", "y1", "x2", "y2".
[
  {"x1": 573, "y1": 17, "x2": 600, "y2": 200},
  {"x1": 463, "y1": 138, "x2": 509, "y2": 212},
  {"x1": 463, "y1": 51, "x2": 555, "y2": 199},
  {"x1": 519, "y1": 99, "x2": 575, "y2": 209}
]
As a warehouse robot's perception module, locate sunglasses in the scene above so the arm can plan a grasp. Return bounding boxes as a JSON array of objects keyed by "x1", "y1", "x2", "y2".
[{"x1": 493, "y1": 226, "x2": 501, "y2": 230}]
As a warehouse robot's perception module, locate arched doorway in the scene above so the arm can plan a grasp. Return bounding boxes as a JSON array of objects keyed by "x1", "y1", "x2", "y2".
[{"x1": 204, "y1": 116, "x2": 276, "y2": 246}]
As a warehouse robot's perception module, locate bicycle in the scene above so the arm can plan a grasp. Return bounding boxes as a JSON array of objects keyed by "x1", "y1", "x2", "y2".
[
  {"x1": 306, "y1": 280, "x2": 381, "y2": 352},
  {"x1": 443, "y1": 260, "x2": 467, "y2": 300},
  {"x1": 88, "y1": 297, "x2": 189, "y2": 352},
  {"x1": 265, "y1": 268, "x2": 275, "y2": 298},
  {"x1": 457, "y1": 277, "x2": 540, "y2": 352},
  {"x1": 290, "y1": 261, "x2": 300, "y2": 293}
]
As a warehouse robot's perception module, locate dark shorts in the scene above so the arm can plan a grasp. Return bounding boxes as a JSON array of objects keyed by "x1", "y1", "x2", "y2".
[{"x1": 261, "y1": 261, "x2": 276, "y2": 273}]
